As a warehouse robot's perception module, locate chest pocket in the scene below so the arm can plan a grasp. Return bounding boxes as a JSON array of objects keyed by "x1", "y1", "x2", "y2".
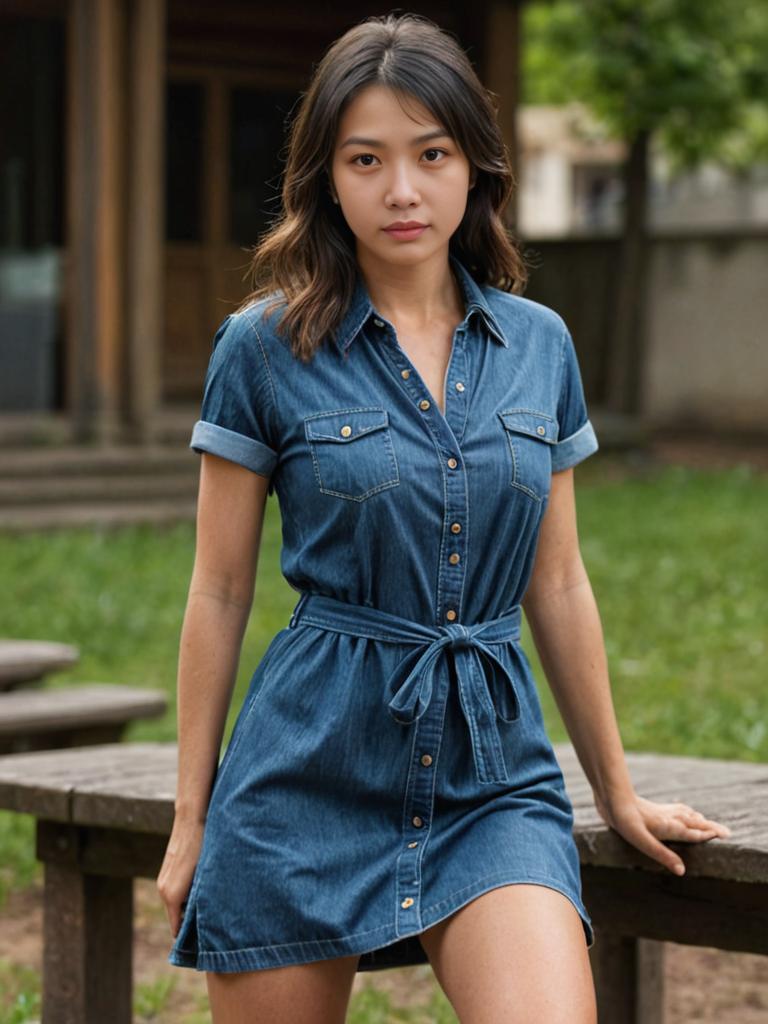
[
  {"x1": 304, "y1": 407, "x2": 400, "y2": 501},
  {"x1": 498, "y1": 409, "x2": 558, "y2": 502}
]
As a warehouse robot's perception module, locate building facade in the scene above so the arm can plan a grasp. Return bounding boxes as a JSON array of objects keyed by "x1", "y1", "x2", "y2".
[{"x1": 0, "y1": 0, "x2": 523, "y2": 447}]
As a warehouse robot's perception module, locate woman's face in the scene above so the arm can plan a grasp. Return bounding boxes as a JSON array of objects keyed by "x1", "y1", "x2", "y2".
[{"x1": 330, "y1": 84, "x2": 474, "y2": 268}]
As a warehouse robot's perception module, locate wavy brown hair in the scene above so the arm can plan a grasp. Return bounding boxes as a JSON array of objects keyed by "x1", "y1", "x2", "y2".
[{"x1": 236, "y1": 11, "x2": 530, "y2": 361}]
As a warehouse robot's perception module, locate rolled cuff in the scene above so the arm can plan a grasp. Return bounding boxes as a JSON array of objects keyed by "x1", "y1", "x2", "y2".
[
  {"x1": 551, "y1": 419, "x2": 599, "y2": 472},
  {"x1": 190, "y1": 420, "x2": 278, "y2": 477}
]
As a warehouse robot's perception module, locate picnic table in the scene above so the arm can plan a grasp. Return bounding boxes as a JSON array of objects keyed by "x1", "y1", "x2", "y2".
[
  {"x1": 0, "y1": 741, "x2": 764, "y2": 1024},
  {"x1": 0, "y1": 640, "x2": 80, "y2": 691},
  {"x1": 0, "y1": 683, "x2": 167, "y2": 754}
]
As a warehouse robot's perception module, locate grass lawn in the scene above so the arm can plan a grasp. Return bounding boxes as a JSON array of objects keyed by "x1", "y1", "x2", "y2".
[{"x1": 0, "y1": 452, "x2": 765, "y2": 1022}]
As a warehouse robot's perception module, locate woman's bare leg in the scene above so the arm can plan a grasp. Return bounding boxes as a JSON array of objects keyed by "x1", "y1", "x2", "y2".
[
  {"x1": 206, "y1": 953, "x2": 360, "y2": 1024},
  {"x1": 418, "y1": 883, "x2": 596, "y2": 1024}
]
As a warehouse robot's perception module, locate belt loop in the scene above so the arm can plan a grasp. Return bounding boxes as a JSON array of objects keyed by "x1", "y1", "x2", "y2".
[{"x1": 289, "y1": 591, "x2": 310, "y2": 629}]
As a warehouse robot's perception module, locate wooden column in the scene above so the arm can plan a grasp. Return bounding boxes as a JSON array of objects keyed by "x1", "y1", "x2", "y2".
[
  {"x1": 125, "y1": 0, "x2": 166, "y2": 442},
  {"x1": 483, "y1": 1, "x2": 523, "y2": 231},
  {"x1": 66, "y1": 0, "x2": 126, "y2": 443}
]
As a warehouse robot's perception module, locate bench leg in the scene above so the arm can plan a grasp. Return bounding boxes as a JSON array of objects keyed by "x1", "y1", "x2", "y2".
[
  {"x1": 591, "y1": 932, "x2": 665, "y2": 1024},
  {"x1": 42, "y1": 861, "x2": 133, "y2": 1024}
]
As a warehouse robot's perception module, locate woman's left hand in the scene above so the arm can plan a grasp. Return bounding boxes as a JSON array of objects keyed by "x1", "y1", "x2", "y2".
[{"x1": 593, "y1": 790, "x2": 732, "y2": 877}]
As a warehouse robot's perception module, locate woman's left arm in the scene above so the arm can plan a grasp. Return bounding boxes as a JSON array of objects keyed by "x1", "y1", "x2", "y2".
[{"x1": 521, "y1": 467, "x2": 731, "y2": 876}]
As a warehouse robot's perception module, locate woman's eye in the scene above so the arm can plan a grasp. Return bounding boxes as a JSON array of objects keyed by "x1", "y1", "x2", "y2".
[{"x1": 350, "y1": 148, "x2": 449, "y2": 167}]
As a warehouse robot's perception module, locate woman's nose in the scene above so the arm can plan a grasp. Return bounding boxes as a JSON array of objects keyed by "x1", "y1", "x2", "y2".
[{"x1": 385, "y1": 166, "x2": 421, "y2": 204}]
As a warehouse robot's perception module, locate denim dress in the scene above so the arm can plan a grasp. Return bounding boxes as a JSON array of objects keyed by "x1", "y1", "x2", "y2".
[{"x1": 168, "y1": 253, "x2": 599, "y2": 974}]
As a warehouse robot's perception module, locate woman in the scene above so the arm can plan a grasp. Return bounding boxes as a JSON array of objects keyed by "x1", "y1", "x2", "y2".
[{"x1": 158, "y1": 13, "x2": 730, "y2": 1023}]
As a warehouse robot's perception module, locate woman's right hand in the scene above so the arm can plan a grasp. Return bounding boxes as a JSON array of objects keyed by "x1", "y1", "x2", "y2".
[{"x1": 156, "y1": 817, "x2": 206, "y2": 939}]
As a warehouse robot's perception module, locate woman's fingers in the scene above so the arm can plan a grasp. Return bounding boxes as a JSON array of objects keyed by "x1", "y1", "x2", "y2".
[
  {"x1": 627, "y1": 816, "x2": 688, "y2": 875},
  {"x1": 607, "y1": 802, "x2": 688, "y2": 875},
  {"x1": 637, "y1": 797, "x2": 732, "y2": 840},
  {"x1": 604, "y1": 795, "x2": 733, "y2": 877},
  {"x1": 675, "y1": 804, "x2": 732, "y2": 838},
  {"x1": 687, "y1": 814, "x2": 731, "y2": 838}
]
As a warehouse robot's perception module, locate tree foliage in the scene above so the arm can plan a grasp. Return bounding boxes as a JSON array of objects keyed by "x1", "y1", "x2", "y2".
[{"x1": 522, "y1": 0, "x2": 768, "y2": 174}]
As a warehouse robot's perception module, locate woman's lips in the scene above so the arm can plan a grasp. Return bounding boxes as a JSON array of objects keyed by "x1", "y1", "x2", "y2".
[{"x1": 383, "y1": 225, "x2": 428, "y2": 240}]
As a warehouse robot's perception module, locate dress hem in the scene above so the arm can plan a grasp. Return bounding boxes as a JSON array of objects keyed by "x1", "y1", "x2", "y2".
[{"x1": 167, "y1": 868, "x2": 594, "y2": 972}]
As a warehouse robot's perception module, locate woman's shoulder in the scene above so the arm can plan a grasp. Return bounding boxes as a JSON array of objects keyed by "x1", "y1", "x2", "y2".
[
  {"x1": 482, "y1": 284, "x2": 566, "y2": 347},
  {"x1": 214, "y1": 292, "x2": 294, "y2": 365},
  {"x1": 232, "y1": 291, "x2": 288, "y2": 339}
]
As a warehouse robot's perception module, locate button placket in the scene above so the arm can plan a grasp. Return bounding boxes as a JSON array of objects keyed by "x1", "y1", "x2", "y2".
[
  {"x1": 394, "y1": 672, "x2": 448, "y2": 933},
  {"x1": 379, "y1": 328, "x2": 471, "y2": 628}
]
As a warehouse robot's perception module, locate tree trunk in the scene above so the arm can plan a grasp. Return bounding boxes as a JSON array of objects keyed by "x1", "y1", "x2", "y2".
[{"x1": 607, "y1": 129, "x2": 651, "y2": 415}]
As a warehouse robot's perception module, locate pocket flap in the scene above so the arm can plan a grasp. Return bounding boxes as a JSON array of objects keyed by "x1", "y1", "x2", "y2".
[
  {"x1": 498, "y1": 409, "x2": 559, "y2": 444},
  {"x1": 305, "y1": 408, "x2": 390, "y2": 443}
]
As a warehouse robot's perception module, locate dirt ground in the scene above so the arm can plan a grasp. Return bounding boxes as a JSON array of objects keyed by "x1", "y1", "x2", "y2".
[{"x1": 2, "y1": 877, "x2": 767, "y2": 1022}]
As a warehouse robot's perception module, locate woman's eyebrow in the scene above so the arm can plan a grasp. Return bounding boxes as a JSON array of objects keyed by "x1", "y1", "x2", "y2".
[{"x1": 339, "y1": 129, "x2": 451, "y2": 149}]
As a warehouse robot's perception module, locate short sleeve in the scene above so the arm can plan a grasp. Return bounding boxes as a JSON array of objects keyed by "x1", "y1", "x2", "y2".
[
  {"x1": 551, "y1": 324, "x2": 599, "y2": 472},
  {"x1": 189, "y1": 312, "x2": 279, "y2": 478}
]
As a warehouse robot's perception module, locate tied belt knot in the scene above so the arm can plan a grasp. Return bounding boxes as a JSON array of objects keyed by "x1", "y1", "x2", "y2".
[{"x1": 288, "y1": 592, "x2": 524, "y2": 785}]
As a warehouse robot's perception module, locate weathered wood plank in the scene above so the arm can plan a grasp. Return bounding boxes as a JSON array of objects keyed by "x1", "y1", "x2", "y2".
[
  {"x1": 0, "y1": 640, "x2": 80, "y2": 690},
  {"x1": 0, "y1": 743, "x2": 178, "y2": 829},
  {"x1": 583, "y1": 864, "x2": 768, "y2": 954},
  {"x1": 0, "y1": 684, "x2": 166, "y2": 734},
  {"x1": 555, "y1": 743, "x2": 768, "y2": 794}
]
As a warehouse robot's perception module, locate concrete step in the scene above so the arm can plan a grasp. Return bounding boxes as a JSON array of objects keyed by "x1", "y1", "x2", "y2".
[
  {"x1": 0, "y1": 497, "x2": 198, "y2": 533},
  {"x1": 0, "y1": 440, "x2": 201, "y2": 531},
  {"x1": 0, "y1": 443, "x2": 197, "y2": 478},
  {"x1": 0, "y1": 471, "x2": 198, "y2": 506}
]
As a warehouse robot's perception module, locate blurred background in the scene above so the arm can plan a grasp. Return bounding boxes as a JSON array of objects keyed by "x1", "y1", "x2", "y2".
[
  {"x1": 0, "y1": 2, "x2": 766, "y2": 1022},
  {"x1": 0, "y1": 0, "x2": 766, "y2": 505}
]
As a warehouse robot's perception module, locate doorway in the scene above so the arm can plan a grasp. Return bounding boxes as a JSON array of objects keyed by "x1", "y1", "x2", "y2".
[{"x1": 164, "y1": 70, "x2": 299, "y2": 401}]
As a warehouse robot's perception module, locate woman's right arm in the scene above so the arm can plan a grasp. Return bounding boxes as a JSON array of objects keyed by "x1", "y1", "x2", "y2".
[{"x1": 157, "y1": 451, "x2": 272, "y2": 937}]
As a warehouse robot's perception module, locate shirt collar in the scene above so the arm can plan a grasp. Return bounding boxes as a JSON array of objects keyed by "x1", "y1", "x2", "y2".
[{"x1": 333, "y1": 253, "x2": 509, "y2": 352}]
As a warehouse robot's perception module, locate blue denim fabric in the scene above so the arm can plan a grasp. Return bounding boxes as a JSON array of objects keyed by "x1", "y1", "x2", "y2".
[{"x1": 168, "y1": 253, "x2": 599, "y2": 973}]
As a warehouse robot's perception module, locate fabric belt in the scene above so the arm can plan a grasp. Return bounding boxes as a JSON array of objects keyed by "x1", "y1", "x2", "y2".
[{"x1": 288, "y1": 592, "x2": 523, "y2": 786}]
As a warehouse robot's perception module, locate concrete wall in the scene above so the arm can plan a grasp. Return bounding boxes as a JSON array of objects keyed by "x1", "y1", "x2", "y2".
[
  {"x1": 644, "y1": 233, "x2": 768, "y2": 430},
  {"x1": 524, "y1": 231, "x2": 768, "y2": 432}
]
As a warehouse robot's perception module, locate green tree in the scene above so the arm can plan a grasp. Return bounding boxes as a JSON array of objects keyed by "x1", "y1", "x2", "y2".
[{"x1": 521, "y1": 0, "x2": 768, "y2": 414}]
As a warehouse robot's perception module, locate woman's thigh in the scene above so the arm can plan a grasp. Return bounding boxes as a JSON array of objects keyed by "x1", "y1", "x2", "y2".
[
  {"x1": 418, "y1": 883, "x2": 596, "y2": 1024},
  {"x1": 205, "y1": 953, "x2": 360, "y2": 1024}
]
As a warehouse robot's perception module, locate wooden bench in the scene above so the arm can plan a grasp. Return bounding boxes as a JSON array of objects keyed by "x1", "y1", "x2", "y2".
[
  {"x1": 0, "y1": 741, "x2": 763, "y2": 1024},
  {"x1": 0, "y1": 684, "x2": 167, "y2": 754},
  {"x1": 0, "y1": 639, "x2": 80, "y2": 692}
]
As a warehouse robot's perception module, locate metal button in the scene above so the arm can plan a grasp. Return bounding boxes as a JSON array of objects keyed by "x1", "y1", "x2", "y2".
[
  {"x1": 536, "y1": 425, "x2": 546, "y2": 435},
  {"x1": 420, "y1": 754, "x2": 433, "y2": 767},
  {"x1": 449, "y1": 553, "x2": 460, "y2": 564},
  {"x1": 373, "y1": 318, "x2": 384, "y2": 327},
  {"x1": 447, "y1": 457, "x2": 458, "y2": 469},
  {"x1": 419, "y1": 399, "x2": 430, "y2": 410},
  {"x1": 401, "y1": 897, "x2": 415, "y2": 908},
  {"x1": 412, "y1": 815, "x2": 424, "y2": 828},
  {"x1": 450, "y1": 522, "x2": 461, "y2": 534},
  {"x1": 340, "y1": 425, "x2": 352, "y2": 437},
  {"x1": 455, "y1": 382, "x2": 465, "y2": 392},
  {"x1": 407, "y1": 841, "x2": 418, "y2": 848},
  {"x1": 401, "y1": 369, "x2": 410, "y2": 379},
  {"x1": 446, "y1": 609, "x2": 457, "y2": 621}
]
